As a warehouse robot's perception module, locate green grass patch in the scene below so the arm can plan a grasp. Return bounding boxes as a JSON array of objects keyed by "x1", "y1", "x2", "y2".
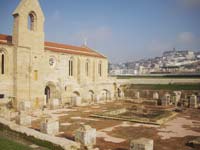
[
  {"x1": 127, "y1": 84, "x2": 200, "y2": 90},
  {"x1": 0, "y1": 123, "x2": 64, "y2": 150},
  {"x1": 113, "y1": 74, "x2": 200, "y2": 79},
  {"x1": 0, "y1": 137, "x2": 30, "y2": 150}
]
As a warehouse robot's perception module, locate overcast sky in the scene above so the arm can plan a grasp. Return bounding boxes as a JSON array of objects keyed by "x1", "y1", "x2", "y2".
[{"x1": 0, "y1": 0, "x2": 200, "y2": 63}]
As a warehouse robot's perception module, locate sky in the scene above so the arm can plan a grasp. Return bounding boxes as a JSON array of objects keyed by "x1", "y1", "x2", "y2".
[{"x1": 0, "y1": 0, "x2": 200, "y2": 63}]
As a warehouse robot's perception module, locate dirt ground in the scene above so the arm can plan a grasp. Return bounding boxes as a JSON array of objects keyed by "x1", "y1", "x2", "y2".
[{"x1": 31, "y1": 101, "x2": 200, "y2": 150}]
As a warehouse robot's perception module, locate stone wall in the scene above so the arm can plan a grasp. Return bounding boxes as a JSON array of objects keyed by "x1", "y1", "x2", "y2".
[
  {"x1": 104, "y1": 108, "x2": 127, "y2": 116},
  {"x1": 124, "y1": 88, "x2": 199, "y2": 101}
]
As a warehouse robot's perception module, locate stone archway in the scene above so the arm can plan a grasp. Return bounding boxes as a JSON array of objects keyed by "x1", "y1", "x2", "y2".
[
  {"x1": 101, "y1": 89, "x2": 111, "y2": 101},
  {"x1": 89, "y1": 90, "x2": 95, "y2": 103},
  {"x1": 44, "y1": 86, "x2": 50, "y2": 104},
  {"x1": 72, "y1": 91, "x2": 81, "y2": 106},
  {"x1": 44, "y1": 82, "x2": 60, "y2": 106},
  {"x1": 117, "y1": 88, "x2": 121, "y2": 97}
]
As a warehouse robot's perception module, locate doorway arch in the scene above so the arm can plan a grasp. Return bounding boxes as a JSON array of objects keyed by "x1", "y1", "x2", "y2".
[
  {"x1": 89, "y1": 90, "x2": 95, "y2": 102},
  {"x1": 45, "y1": 86, "x2": 50, "y2": 104},
  {"x1": 100, "y1": 89, "x2": 111, "y2": 101},
  {"x1": 44, "y1": 82, "x2": 60, "y2": 105}
]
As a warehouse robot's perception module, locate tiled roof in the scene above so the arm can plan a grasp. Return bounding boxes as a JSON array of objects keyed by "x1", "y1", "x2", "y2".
[
  {"x1": 0, "y1": 34, "x2": 106, "y2": 58},
  {"x1": 45, "y1": 41, "x2": 106, "y2": 58},
  {"x1": 0, "y1": 34, "x2": 12, "y2": 45}
]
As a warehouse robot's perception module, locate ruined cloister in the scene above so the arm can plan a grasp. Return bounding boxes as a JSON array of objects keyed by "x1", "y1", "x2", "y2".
[{"x1": 0, "y1": 0, "x2": 200, "y2": 150}]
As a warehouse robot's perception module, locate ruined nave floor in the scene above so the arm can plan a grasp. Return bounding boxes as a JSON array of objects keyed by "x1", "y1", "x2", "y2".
[{"x1": 31, "y1": 101, "x2": 200, "y2": 150}]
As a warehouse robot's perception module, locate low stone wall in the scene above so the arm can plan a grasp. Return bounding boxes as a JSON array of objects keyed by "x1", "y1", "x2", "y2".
[
  {"x1": 104, "y1": 108, "x2": 127, "y2": 115},
  {"x1": 0, "y1": 118, "x2": 80, "y2": 150}
]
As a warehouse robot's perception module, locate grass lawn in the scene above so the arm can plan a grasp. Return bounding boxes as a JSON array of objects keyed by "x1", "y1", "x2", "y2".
[
  {"x1": 0, "y1": 137, "x2": 31, "y2": 150},
  {"x1": 114, "y1": 74, "x2": 200, "y2": 79},
  {"x1": 127, "y1": 84, "x2": 200, "y2": 90}
]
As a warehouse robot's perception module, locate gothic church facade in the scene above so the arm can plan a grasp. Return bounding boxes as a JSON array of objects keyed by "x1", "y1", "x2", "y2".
[{"x1": 0, "y1": 0, "x2": 117, "y2": 109}]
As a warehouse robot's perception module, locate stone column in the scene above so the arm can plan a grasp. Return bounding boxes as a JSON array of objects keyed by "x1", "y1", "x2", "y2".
[
  {"x1": 190, "y1": 94, "x2": 198, "y2": 108},
  {"x1": 161, "y1": 93, "x2": 171, "y2": 106},
  {"x1": 153, "y1": 92, "x2": 159, "y2": 100},
  {"x1": 173, "y1": 91, "x2": 181, "y2": 106}
]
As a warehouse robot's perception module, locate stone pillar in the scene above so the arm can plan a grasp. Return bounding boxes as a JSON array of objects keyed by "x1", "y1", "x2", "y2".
[
  {"x1": 16, "y1": 112, "x2": 32, "y2": 127},
  {"x1": 130, "y1": 138, "x2": 153, "y2": 150},
  {"x1": 135, "y1": 91, "x2": 140, "y2": 99},
  {"x1": 50, "y1": 99, "x2": 60, "y2": 109},
  {"x1": 190, "y1": 94, "x2": 198, "y2": 108},
  {"x1": 40, "y1": 118, "x2": 59, "y2": 135},
  {"x1": 153, "y1": 92, "x2": 159, "y2": 100},
  {"x1": 75, "y1": 125, "x2": 96, "y2": 150},
  {"x1": 173, "y1": 91, "x2": 181, "y2": 106},
  {"x1": 161, "y1": 93, "x2": 171, "y2": 106}
]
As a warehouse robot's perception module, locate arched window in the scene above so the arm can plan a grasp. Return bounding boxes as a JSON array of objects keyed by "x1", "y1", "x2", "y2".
[
  {"x1": 69, "y1": 58, "x2": 73, "y2": 76},
  {"x1": 98, "y1": 61, "x2": 102, "y2": 77},
  {"x1": 28, "y1": 11, "x2": 37, "y2": 31},
  {"x1": 85, "y1": 59, "x2": 89, "y2": 76},
  {"x1": 0, "y1": 51, "x2": 5, "y2": 75}
]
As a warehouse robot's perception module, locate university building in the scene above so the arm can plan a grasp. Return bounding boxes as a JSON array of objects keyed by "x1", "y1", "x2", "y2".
[{"x1": 0, "y1": 0, "x2": 120, "y2": 110}]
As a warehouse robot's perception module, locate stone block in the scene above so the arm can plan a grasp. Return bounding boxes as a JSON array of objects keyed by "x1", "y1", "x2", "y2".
[
  {"x1": 40, "y1": 118, "x2": 59, "y2": 135},
  {"x1": 19, "y1": 101, "x2": 31, "y2": 111},
  {"x1": 188, "y1": 137, "x2": 200, "y2": 149},
  {"x1": 75, "y1": 125, "x2": 96, "y2": 148},
  {"x1": 16, "y1": 113, "x2": 32, "y2": 126},
  {"x1": 130, "y1": 138, "x2": 153, "y2": 150}
]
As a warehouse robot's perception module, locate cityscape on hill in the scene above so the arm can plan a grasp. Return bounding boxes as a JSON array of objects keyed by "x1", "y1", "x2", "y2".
[{"x1": 109, "y1": 49, "x2": 200, "y2": 75}]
